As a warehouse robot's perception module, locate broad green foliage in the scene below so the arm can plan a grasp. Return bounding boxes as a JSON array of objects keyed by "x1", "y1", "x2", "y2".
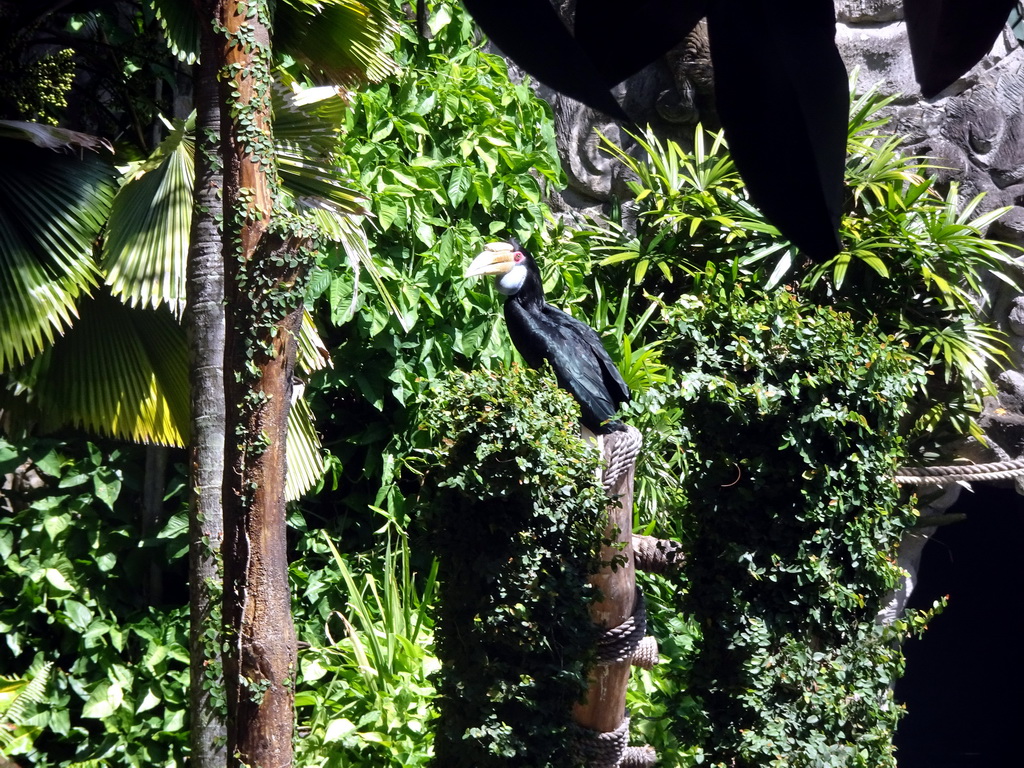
[
  {"x1": 589, "y1": 88, "x2": 1019, "y2": 449},
  {"x1": 303, "y1": 0, "x2": 567, "y2": 529},
  {"x1": 419, "y1": 366, "x2": 605, "y2": 768},
  {"x1": 0, "y1": 434, "x2": 439, "y2": 768},
  {"x1": 0, "y1": 437, "x2": 189, "y2": 767}
]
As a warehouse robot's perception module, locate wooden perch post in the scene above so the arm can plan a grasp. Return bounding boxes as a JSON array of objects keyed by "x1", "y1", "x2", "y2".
[{"x1": 573, "y1": 430, "x2": 638, "y2": 734}]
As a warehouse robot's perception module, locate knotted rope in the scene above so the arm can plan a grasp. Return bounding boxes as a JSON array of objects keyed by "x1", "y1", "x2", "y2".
[
  {"x1": 895, "y1": 457, "x2": 1024, "y2": 486},
  {"x1": 573, "y1": 716, "x2": 658, "y2": 768},
  {"x1": 573, "y1": 716, "x2": 630, "y2": 768},
  {"x1": 602, "y1": 425, "x2": 643, "y2": 492},
  {"x1": 620, "y1": 745, "x2": 658, "y2": 767},
  {"x1": 633, "y1": 534, "x2": 685, "y2": 573},
  {"x1": 630, "y1": 635, "x2": 660, "y2": 670}
]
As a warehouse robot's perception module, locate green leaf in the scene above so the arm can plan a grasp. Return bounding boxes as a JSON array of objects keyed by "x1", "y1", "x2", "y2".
[
  {"x1": 447, "y1": 166, "x2": 472, "y2": 207},
  {"x1": 324, "y1": 717, "x2": 358, "y2": 744},
  {"x1": 81, "y1": 680, "x2": 123, "y2": 719},
  {"x1": 62, "y1": 599, "x2": 94, "y2": 630},
  {"x1": 92, "y1": 468, "x2": 122, "y2": 510},
  {"x1": 42, "y1": 514, "x2": 70, "y2": 541},
  {"x1": 135, "y1": 687, "x2": 162, "y2": 714},
  {"x1": 34, "y1": 449, "x2": 63, "y2": 479},
  {"x1": 43, "y1": 568, "x2": 73, "y2": 592},
  {"x1": 0, "y1": 136, "x2": 114, "y2": 373}
]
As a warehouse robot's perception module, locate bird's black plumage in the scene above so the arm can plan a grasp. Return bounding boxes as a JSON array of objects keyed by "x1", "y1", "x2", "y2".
[{"x1": 467, "y1": 242, "x2": 629, "y2": 434}]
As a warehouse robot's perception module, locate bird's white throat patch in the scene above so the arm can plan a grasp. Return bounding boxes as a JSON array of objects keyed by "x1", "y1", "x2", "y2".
[{"x1": 496, "y1": 263, "x2": 528, "y2": 295}]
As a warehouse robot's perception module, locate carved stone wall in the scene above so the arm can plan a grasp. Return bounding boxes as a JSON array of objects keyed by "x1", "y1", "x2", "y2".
[{"x1": 834, "y1": 7, "x2": 1024, "y2": 447}]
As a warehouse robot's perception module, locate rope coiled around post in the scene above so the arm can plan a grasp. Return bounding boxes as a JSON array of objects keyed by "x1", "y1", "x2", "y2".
[
  {"x1": 602, "y1": 425, "x2": 643, "y2": 492},
  {"x1": 596, "y1": 588, "x2": 647, "y2": 665},
  {"x1": 573, "y1": 715, "x2": 659, "y2": 768},
  {"x1": 573, "y1": 716, "x2": 630, "y2": 768}
]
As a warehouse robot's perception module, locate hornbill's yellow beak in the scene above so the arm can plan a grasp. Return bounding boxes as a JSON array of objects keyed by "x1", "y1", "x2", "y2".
[{"x1": 465, "y1": 242, "x2": 517, "y2": 277}]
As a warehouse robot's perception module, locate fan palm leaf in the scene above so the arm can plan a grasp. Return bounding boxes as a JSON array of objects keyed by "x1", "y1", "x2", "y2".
[
  {"x1": 7, "y1": 291, "x2": 189, "y2": 446},
  {"x1": 286, "y1": 395, "x2": 325, "y2": 499},
  {"x1": 145, "y1": 0, "x2": 397, "y2": 84},
  {"x1": 276, "y1": 0, "x2": 398, "y2": 85},
  {"x1": 103, "y1": 85, "x2": 366, "y2": 318},
  {"x1": 0, "y1": 131, "x2": 114, "y2": 373},
  {"x1": 149, "y1": 0, "x2": 200, "y2": 64},
  {"x1": 102, "y1": 118, "x2": 195, "y2": 315}
]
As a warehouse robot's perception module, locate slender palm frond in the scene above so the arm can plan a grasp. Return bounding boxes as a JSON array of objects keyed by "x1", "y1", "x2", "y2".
[
  {"x1": 286, "y1": 395, "x2": 325, "y2": 500},
  {"x1": 0, "y1": 137, "x2": 114, "y2": 373},
  {"x1": 102, "y1": 119, "x2": 195, "y2": 316},
  {"x1": 307, "y1": 207, "x2": 408, "y2": 332},
  {"x1": 278, "y1": 151, "x2": 368, "y2": 217},
  {"x1": 0, "y1": 659, "x2": 53, "y2": 754},
  {"x1": 0, "y1": 661, "x2": 53, "y2": 722},
  {"x1": 148, "y1": 0, "x2": 201, "y2": 64},
  {"x1": 277, "y1": 0, "x2": 399, "y2": 85},
  {"x1": 273, "y1": 81, "x2": 368, "y2": 217},
  {"x1": 273, "y1": 80, "x2": 351, "y2": 157},
  {"x1": 0, "y1": 120, "x2": 113, "y2": 153},
  {"x1": 298, "y1": 308, "x2": 333, "y2": 372},
  {"x1": 15, "y1": 292, "x2": 190, "y2": 446}
]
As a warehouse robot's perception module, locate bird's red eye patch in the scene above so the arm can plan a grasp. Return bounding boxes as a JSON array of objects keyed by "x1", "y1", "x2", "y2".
[{"x1": 513, "y1": 251, "x2": 524, "y2": 262}]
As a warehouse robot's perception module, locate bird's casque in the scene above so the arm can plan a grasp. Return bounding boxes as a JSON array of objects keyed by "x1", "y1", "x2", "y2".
[{"x1": 465, "y1": 241, "x2": 630, "y2": 434}]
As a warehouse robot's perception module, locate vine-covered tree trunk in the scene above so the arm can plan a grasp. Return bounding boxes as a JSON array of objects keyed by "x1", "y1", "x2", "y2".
[
  {"x1": 205, "y1": 0, "x2": 306, "y2": 765},
  {"x1": 185, "y1": 5, "x2": 228, "y2": 765}
]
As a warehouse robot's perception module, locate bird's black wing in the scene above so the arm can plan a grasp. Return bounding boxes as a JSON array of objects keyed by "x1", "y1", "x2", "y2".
[{"x1": 537, "y1": 305, "x2": 630, "y2": 432}]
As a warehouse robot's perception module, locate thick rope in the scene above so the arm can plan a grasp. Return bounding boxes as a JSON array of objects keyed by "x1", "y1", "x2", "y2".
[
  {"x1": 573, "y1": 716, "x2": 630, "y2": 768},
  {"x1": 603, "y1": 425, "x2": 643, "y2": 492},
  {"x1": 573, "y1": 716, "x2": 659, "y2": 768},
  {"x1": 620, "y1": 745, "x2": 658, "y2": 767},
  {"x1": 596, "y1": 588, "x2": 647, "y2": 664},
  {"x1": 631, "y1": 635, "x2": 659, "y2": 670},
  {"x1": 895, "y1": 457, "x2": 1024, "y2": 486},
  {"x1": 578, "y1": 426, "x2": 656, "y2": 767},
  {"x1": 632, "y1": 534, "x2": 685, "y2": 573}
]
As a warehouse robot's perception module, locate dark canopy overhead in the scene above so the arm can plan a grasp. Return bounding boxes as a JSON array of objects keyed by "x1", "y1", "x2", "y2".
[{"x1": 462, "y1": 0, "x2": 1018, "y2": 261}]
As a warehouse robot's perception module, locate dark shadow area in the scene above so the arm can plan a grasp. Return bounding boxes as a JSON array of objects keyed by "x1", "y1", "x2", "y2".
[{"x1": 894, "y1": 485, "x2": 1024, "y2": 767}]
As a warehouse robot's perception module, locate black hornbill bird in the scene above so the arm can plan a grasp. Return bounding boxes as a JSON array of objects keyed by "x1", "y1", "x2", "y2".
[{"x1": 465, "y1": 241, "x2": 629, "y2": 434}]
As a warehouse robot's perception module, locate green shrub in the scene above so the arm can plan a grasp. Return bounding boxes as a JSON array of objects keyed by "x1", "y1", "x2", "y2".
[
  {"x1": 660, "y1": 275, "x2": 928, "y2": 766},
  {"x1": 418, "y1": 366, "x2": 606, "y2": 768},
  {"x1": 0, "y1": 438, "x2": 190, "y2": 767}
]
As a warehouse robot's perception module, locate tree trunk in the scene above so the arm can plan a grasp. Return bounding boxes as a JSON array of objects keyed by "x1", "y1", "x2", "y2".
[
  {"x1": 211, "y1": 1, "x2": 305, "y2": 765},
  {"x1": 185, "y1": 6, "x2": 228, "y2": 765}
]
